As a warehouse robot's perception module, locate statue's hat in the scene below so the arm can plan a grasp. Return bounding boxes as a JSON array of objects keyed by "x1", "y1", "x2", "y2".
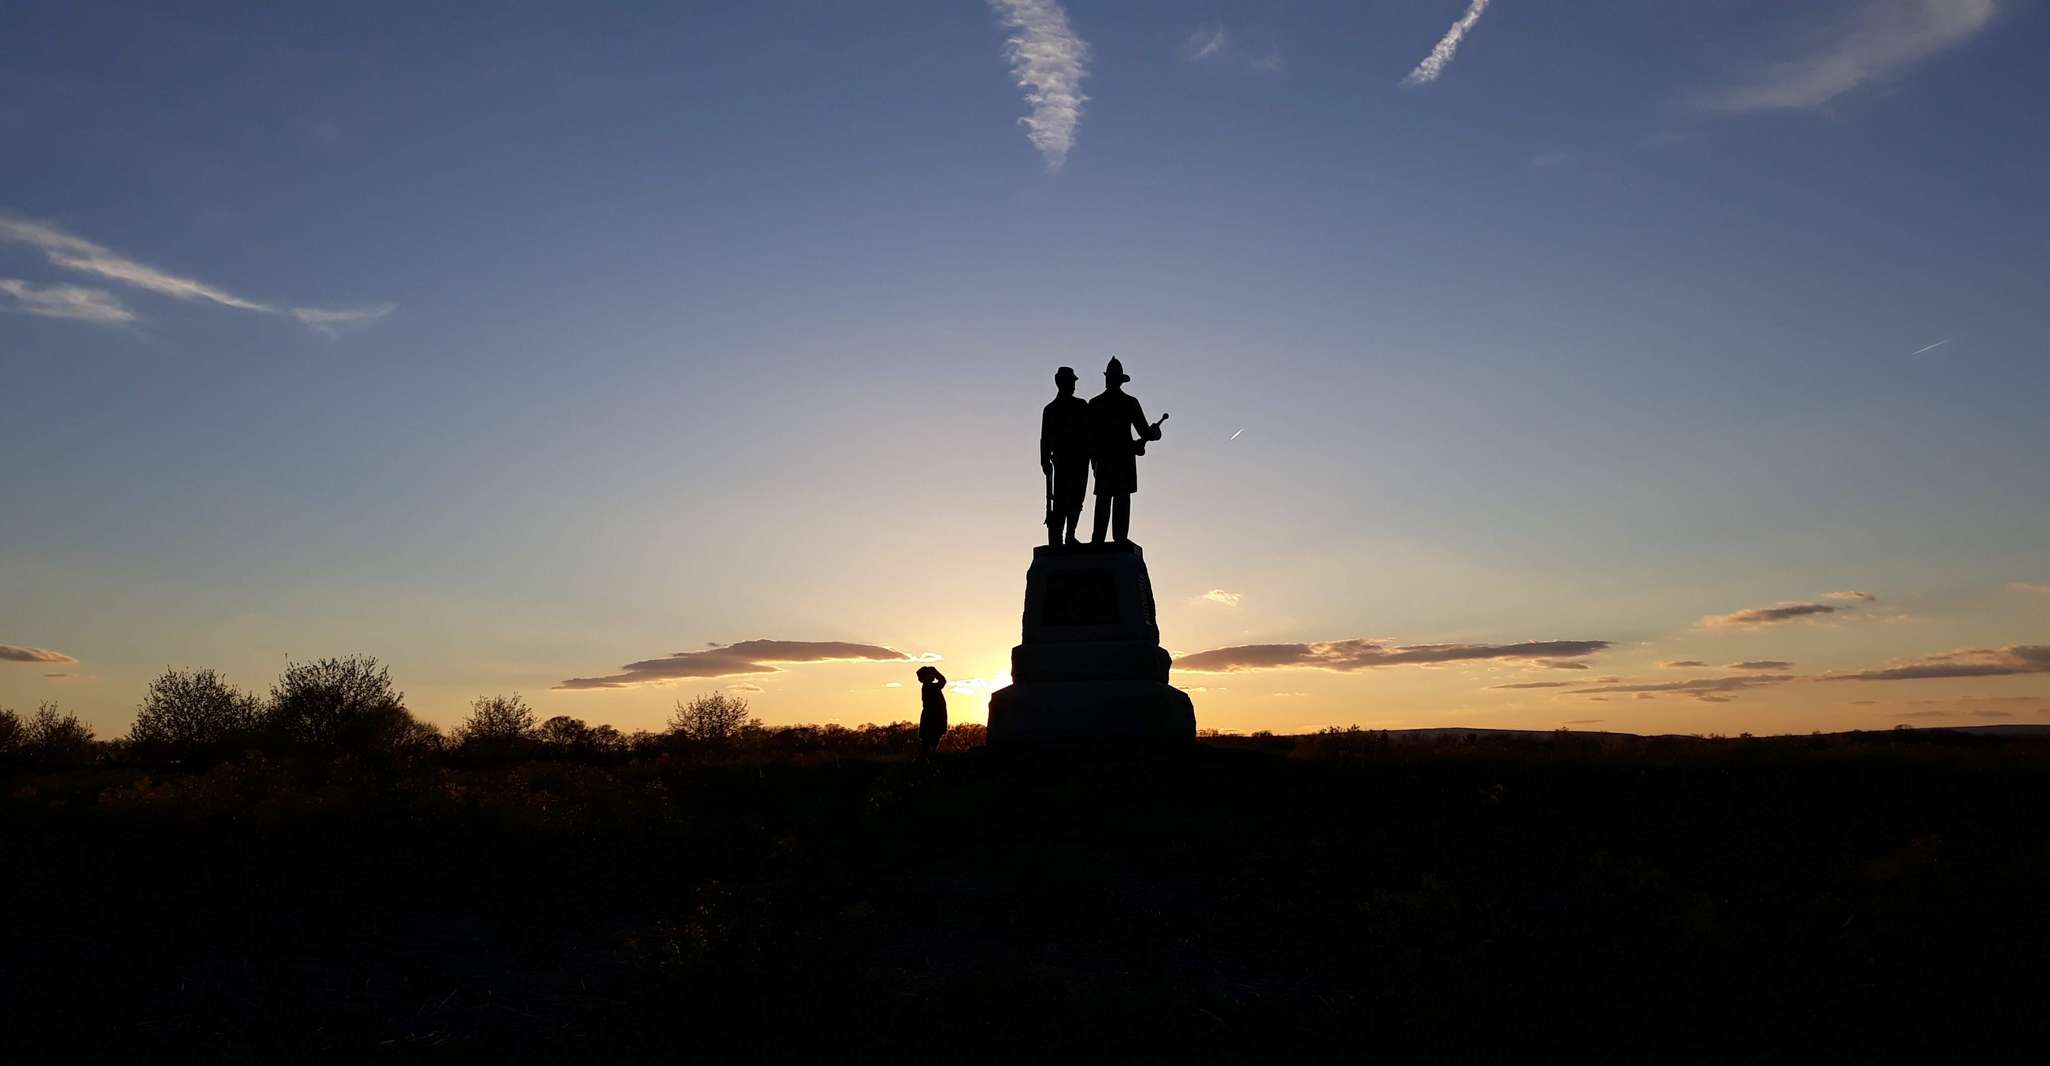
[
  {"x1": 1104, "y1": 356, "x2": 1131, "y2": 383},
  {"x1": 1054, "y1": 366, "x2": 1078, "y2": 384}
]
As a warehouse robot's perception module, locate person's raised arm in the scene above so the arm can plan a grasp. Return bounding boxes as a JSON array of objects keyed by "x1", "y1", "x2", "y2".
[{"x1": 932, "y1": 669, "x2": 947, "y2": 687}]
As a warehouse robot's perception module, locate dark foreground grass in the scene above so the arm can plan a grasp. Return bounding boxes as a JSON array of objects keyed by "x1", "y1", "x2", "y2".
[{"x1": 7, "y1": 729, "x2": 2050, "y2": 1061}]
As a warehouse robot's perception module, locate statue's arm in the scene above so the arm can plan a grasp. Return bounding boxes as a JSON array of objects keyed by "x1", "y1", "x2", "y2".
[
  {"x1": 1130, "y1": 400, "x2": 1160, "y2": 440},
  {"x1": 1039, "y1": 407, "x2": 1053, "y2": 468}
]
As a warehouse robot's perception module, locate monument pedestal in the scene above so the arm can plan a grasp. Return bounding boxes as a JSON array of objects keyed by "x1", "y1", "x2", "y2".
[{"x1": 987, "y1": 542, "x2": 1196, "y2": 744}]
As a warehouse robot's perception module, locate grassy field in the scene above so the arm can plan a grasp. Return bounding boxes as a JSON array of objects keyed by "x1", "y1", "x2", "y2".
[{"x1": 8, "y1": 728, "x2": 2050, "y2": 1061}]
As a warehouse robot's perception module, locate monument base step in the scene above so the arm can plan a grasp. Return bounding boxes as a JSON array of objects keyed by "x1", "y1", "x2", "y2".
[
  {"x1": 1010, "y1": 640, "x2": 1171, "y2": 684},
  {"x1": 986, "y1": 680, "x2": 1196, "y2": 744}
]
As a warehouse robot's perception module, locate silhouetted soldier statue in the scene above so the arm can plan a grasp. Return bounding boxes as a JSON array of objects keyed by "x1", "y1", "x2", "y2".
[
  {"x1": 1040, "y1": 366, "x2": 1091, "y2": 546},
  {"x1": 1088, "y1": 356, "x2": 1166, "y2": 544}
]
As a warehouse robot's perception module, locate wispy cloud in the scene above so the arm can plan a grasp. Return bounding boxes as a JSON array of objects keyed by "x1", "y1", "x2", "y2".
[
  {"x1": 990, "y1": 0, "x2": 1089, "y2": 171},
  {"x1": 1401, "y1": 0, "x2": 1493, "y2": 88},
  {"x1": 0, "y1": 279, "x2": 134, "y2": 324},
  {"x1": 1909, "y1": 338, "x2": 1952, "y2": 356},
  {"x1": 559, "y1": 638, "x2": 920, "y2": 690},
  {"x1": 1178, "y1": 638, "x2": 1609, "y2": 673},
  {"x1": 1, "y1": 644, "x2": 78, "y2": 664},
  {"x1": 1200, "y1": 589, "x2": 1243, "y2": 607},
  {"x1": 947, "y1": 673, "x2": 1013, "y2": 698},
  {"x1": 1661, "y1": 660, "x2": 1709, "y2": 669},
  {"x1": 0, "y1": 214, "x2": 391, "y2": 332},
  {"x1": 1, "y1": 215, "x2": 271, "y2": 311},
  {"x1": 1823, "y1": 590, "x2": 1879, "y2": 602},
  {"x1": 1183, "y1": 24, "x2": 1229, "y2": 62},
  {"x1": 1823, "y1": 644, "x2": 2050, "y2": 682},
  {"x1": 2012, "y1": 582, "x2": 2050, "y2": 594},
  {"x1": 1703, "y1": 0, "x2": 1998, "y2": 113},
  {"x1": 1702, "y1": 601, "x2": 1846, "y2": 628},
  {"x1": 291, "y1": 304, "x2": 397, "y2": 336},
  {"x1": 1571, "y1": 674, "x2": 1797, "y2": 702},
  {"x1": 1490, "y1": 681, "x2": 1575, "y2": 690},
  {"x1": 1573, "y1": 644, "x2": 2050, "y2": 699}
]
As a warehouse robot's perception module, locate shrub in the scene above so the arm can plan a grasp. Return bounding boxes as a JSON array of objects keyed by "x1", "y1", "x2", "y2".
[
  {"x1": 25, "y1": 701, "x2": 97, "y2": 764},
  {"x1": 455, "y1": 693, "x2": 537, "y2": 749},
  {"x1": 265, "y1": 655, "x2": 432, "y2": 756},
  {"x1": 537, "y1": 716, "x2": 625, "y2": 758},
  {"x1": 537, "y1": 715, "x2": 592, "y2": 748},
  {"x1": 937, "y1": 722, "x2": 988, "y2": 753},
  {"x1": 0, "y1": 705, "x2": 22, "y2": 754},
  {"x1": 129, "y1": 668, "x2": 262, "y2": 757},
  {"x1": 669, "y1": 692, "x2": 760, "y2": 744}
]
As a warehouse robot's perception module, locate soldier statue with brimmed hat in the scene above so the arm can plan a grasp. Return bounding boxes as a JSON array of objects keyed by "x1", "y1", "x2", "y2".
[
  {"x1": 1086, "y1": 356, "x2": 1167, "y2": 544},
  {"x1": 1040, "y1": 366, "x2": 1091, "y2": 546}
]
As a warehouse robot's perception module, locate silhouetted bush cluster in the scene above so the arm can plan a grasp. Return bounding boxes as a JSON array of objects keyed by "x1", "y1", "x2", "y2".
[
  {"x1": 14, "y1": 657, "x2": 976, "y2": 770},
  {"x1": 6, "y1": 656, "x2": 442, "y2": 768},
  {"x1": 0, "y1": 701, "x2": 97, "y2": 765}
]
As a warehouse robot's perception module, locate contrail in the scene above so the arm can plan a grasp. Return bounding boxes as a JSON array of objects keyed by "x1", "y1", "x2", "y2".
[
  {"x1": 0, "y1": 213, "x2": 392, "y2": 332},
  {"x1": 1909, "y1": 338, "x2": 1951, "y2": 356},
  {"x1": 1228, "y1": 428, "x2": 1245, "y2": 441},
  {"x1": 1402, "y1": 0, "x2": 1492, "y2": 88},
  {"x1": 989, "y1": 0, "x2": 1089, "y2": 171}
]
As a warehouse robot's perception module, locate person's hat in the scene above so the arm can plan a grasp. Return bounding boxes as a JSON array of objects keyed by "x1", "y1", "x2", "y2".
[
  {"x1": 1104, "y1": 356, "x2": 1130, "y2": 383},
  {"x1": 1054, "y1": 366, "x2": 1078, "y2": 384}
]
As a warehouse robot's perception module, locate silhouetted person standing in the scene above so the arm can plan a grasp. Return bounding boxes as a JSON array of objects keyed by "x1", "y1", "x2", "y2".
[
  {"x1": 917, "y1": 665, "x2": 948, "y2": 756},
  {"x1": 1088, "y1": 357, "x2": 1165, "y2": 544},
  {"x1": 1041, "y1": 366, "x2": 1091, "y2": 546}
]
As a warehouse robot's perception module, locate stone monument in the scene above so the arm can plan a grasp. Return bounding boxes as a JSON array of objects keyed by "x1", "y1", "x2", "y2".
[{"x1": 985, "y1": 541, "x2": 1197, "y2": 743}]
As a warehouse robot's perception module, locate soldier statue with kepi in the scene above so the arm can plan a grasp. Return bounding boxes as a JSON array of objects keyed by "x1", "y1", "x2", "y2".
[{"x1": 1040, "y1": 366, "x2": 1091, "y2": 546}]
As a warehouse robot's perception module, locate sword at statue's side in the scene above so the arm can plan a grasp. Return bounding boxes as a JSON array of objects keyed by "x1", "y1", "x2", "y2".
[{"x1": 1044, "y1": 464, "x2": 1055, "y2": 525}]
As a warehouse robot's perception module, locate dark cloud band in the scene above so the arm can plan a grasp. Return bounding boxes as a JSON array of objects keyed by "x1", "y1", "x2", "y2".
[
  {"x1": 1703, "y1": 603, "x2": 1840, "y2": 628},
  {"x1": 560, "y1": 639, "x2": 914, "y2": 690},
  {"x1": 1824, "y1": 644, "x2": 2049, "y2": 682},
  {"x1": 1176, "y1": 638, "x2": 1609, "y2": 674}
]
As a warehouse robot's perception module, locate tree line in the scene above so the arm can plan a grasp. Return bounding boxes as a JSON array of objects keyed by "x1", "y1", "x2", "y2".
[{"x1": 0, "y1": 654, "x2": 983, "y2": 767}]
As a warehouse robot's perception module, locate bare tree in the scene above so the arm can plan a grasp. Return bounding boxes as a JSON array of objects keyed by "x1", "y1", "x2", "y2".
[
  {"x1": 537, "y1": 715, "x2": 592, "y2": 748},
  {"x1": 25, "y1": 701, "x2": 96, "y2": 763},
  {"x1": 265, "y1": 655, "x2": 430, "y2": 756},
  {"x1": 0, "y1": 705, "x2": 23, "y2": 754},
  {"x1": 130, "y1": 668, "x2": 262, "y2": 756},
  {"x1": 454, "y1": 693, "x2": 537, "y2": 750},
  {"x1": 669, "y1": 692, "x2": 760, "y2": 744}
]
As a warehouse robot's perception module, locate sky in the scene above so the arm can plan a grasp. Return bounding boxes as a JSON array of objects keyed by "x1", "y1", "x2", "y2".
[{"x1": 3, "y1": 0, "x2": 2047, "y2": 739}]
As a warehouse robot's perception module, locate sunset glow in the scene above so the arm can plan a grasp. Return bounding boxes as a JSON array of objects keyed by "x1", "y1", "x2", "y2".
[{"x1": 3, "y1": 2, "x2": 2045, "y2": 741}]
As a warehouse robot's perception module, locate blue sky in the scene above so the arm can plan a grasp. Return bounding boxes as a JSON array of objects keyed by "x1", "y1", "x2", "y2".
[{"x1": 4, "y1": 0, "x2": 2046, "y2": 735}]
